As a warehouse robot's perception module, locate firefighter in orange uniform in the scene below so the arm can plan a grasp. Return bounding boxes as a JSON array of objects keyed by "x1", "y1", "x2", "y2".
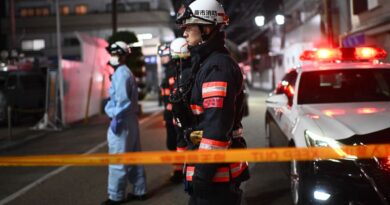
[
  {"x1": 158, "y1": 43, "x2": 182, "y2": 182},
  {"x1": 176, "y1": 0, "x2": 250, "y2": 204}
]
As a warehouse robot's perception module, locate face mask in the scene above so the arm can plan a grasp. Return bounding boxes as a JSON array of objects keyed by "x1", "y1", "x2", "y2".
[{"x1": 109, "y1": 56, "x2": 119, "y2": 67}]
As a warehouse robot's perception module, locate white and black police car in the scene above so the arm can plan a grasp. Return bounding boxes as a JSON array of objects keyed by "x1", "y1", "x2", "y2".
[{"x1": 265, "y1": 47, "x2": 390, "y2": 205}]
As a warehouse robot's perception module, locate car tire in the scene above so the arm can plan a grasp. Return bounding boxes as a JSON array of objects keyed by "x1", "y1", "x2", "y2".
[{"x1": 291, "y1": 160, "x2": 310, "y2": 205}]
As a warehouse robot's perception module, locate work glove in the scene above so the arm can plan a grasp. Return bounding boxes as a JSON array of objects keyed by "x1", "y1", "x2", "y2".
[
  {"x1": 110, "y1": 118, "x2": 122, "y2": 134},
  {"x1": 190, "y1": 130, "x2": 203, "y2": 145}
]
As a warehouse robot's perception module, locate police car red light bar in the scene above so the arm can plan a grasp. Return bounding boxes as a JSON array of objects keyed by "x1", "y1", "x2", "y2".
[
  {"x1": 300, "y1": 48, "x2": 341, "y2": 61},
  {"x1": 300, "y1": 47, "x2": 388, "y2": 61},
  {"x1": 355, "y1": 47, "x2": 387, "y2": 60}
]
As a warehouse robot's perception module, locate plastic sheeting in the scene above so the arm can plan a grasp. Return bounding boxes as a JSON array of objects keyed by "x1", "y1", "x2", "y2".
[{"x1": 62, "y1": 33, "x2": 112, "y2": 124}]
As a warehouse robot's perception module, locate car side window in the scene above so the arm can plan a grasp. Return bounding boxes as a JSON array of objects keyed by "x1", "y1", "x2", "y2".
[{"x1": 275, "y1": 70, "x2": 297, "y2": 106}]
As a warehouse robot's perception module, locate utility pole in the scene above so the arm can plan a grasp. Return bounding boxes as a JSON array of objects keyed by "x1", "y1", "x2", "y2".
[
  {"x1": 56, "y1": 0, "x2": 66, "y2": 127},
  {"x1": 9, "y1": 0, "x2": 16, "y2": 49},
  {"x1": 112, "y1": 0, "x2": 117, "y2": 34},
  {"x1": 323, "y1": 0, "x2": 334, "y2": 47}
]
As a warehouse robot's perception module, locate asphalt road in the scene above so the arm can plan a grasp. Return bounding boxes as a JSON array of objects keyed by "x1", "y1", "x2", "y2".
[{"x1": 0, "y1": 90, "x2": 293, "y2": 205}]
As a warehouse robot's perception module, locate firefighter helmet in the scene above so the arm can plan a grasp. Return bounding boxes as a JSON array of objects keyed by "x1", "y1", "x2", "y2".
[
  {"x1": 170, "y1": 37, "x2": 190, "y2": 59},
  {"x1": 106, "y1": 41, "x2": 131, "y2": 56},
  {"x1": 176, "y1": 0, "x2": 229, "y2": 26}
]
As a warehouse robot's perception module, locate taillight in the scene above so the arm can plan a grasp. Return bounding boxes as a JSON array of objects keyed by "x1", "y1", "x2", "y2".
[{"x1": 379, "y1": 157, "x2": 390, "y2": 172}]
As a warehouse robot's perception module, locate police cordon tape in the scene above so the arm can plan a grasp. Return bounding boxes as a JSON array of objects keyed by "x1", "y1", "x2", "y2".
[{"x1": 1, "y1": 144, "x2": 390, "y2": 166}]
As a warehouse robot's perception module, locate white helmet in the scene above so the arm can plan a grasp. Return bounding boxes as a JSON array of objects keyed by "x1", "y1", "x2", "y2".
[
  {"x1": 170, "y1": 37, "x2": 190, "y2": 59},
  {"x1": 106, "y1": 41, "x2": 131, "y2": 56},
  {"x1": 176, "y1": 0, "x2": 229, "y2": 26}
]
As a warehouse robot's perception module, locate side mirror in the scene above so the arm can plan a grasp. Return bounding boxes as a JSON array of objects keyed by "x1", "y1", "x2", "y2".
[{"x1": 266, "y1": 94, "x2": 288, "y2": 108}]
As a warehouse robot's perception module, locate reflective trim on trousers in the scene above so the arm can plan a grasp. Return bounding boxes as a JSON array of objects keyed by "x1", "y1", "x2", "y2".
[{"x1": 186, "y1": 162, "x2": 248, "y2": 182}]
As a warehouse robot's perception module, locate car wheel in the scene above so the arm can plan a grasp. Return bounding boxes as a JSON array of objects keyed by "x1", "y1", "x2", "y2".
[{"x1": 291, "y1": 160, "x2": 309, "y2": 205}]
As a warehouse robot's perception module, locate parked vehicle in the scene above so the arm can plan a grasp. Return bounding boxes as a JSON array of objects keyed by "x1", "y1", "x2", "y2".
[
  {"x1": 266, "y1": 47, "x2": 390, "y2": 204},
  {"x1": 0, "y1": 70, "x2": 46, "y2": 124}
]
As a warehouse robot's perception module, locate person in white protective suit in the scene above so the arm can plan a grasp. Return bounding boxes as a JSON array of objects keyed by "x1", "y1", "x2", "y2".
[{"x1": 102, "y1": 41, "x2": 147, "y2": 205}]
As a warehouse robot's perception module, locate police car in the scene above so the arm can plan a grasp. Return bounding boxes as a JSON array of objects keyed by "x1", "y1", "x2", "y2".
[{"x1": 265, "y1": 47, "x2": 390, "y2": 205}]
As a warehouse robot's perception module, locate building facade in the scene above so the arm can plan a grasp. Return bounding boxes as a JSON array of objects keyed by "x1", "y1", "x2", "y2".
[
  {"x1": 1, "y1": 0, "x2": 175, "y2": 60},
  {"x1": 240, "y1": 0, "x2": 354, "y2": 91},
  {"x1": 343, "y1": 0, "x2": 390, "y2": 62},
  {"x1": 1, "y1": 0, "x2": 176, "y2": 94}
]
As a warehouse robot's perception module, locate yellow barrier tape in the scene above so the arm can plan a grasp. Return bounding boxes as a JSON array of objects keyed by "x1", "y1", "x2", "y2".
[{"x1": 1, "y1": 144, "x2": 390, "y2": 166}]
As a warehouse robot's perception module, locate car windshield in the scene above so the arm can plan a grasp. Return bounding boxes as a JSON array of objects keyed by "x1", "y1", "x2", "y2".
[{"x1": 298, "y1": 69, "x2": 390, "y2": 104}]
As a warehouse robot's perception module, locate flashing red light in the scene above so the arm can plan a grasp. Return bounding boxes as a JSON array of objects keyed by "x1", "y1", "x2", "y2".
[
  {"x1": 355, "y1": 47, "x2": 387, "y2": 60},
  {"x1": 300, "y1": 48, "x2": 341, "y2": 61},
  {"x1": 300, "y1": 47, "x2": 388, "y2": 62},
  {"x1": 316, "y1": 48, "x2": 341, "y2": 60}
]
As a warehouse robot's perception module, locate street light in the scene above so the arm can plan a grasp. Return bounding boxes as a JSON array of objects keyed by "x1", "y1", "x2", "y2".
[
  {"x1": 255, "y1": 16, "x2": 265, "y2": 27},
  {"x1": 275, "y1": 14, "x2": 285, "y2": 25}
]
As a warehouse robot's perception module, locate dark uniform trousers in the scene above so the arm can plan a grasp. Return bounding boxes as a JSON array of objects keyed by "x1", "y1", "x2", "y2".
[{"x1": 189, "y1": 182, "x2": 242, "y2": 205}]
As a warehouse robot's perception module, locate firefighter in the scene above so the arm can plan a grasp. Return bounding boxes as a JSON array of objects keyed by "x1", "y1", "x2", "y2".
[
  {"x1": 169, "y1": 37, "x2": 193, "y2": 182},
  {"x1": 158, "y1": 43, "x2": 180, "y2": 182},
  {"x1": 176, "y1": 0, "x2": 250, "y2": 204},
  {"x1": 103, "y1": 41, "x2": 147, "y2": 205}
]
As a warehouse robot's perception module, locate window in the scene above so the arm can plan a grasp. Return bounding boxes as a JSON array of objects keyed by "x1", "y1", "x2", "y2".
[
  {"x1": 20, "y1": 9, "x2": 28, "y2": 17},
  {"x1": 128, "y1": 2, "x2": 150, "y2": 11},
  {"x1": 75, "y1": 5, "x2": 88, "y2": 15},
  {"x1": 298, "y1": 69, "x2": 390, "y2": 104},
  {"x1": 368, "y1": 0, "x2": 379, "y2": 10},
  {"x1": 21, "y1": 39, "x2": 45, "y2": 51},
  {"x1": 61, "y1": 5, "x2": 70, "y2": 15},
  {"x1": 20, "y1": 7, "x2": 49, "y2": 17},
  {"x1": 63, "y1": 38, "x2": 80, "y2": 47},
  {"x1": 352, "y1": 0, "x2": 378, "y2": 14}
]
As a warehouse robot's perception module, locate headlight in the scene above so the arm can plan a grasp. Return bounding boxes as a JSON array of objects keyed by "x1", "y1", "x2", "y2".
[
  {"x1": 304, "y1": 130, "x2": 343, "y2": 148},
  {"x1": 304, "y1": 130, "x2": 357, "y2": 159}
]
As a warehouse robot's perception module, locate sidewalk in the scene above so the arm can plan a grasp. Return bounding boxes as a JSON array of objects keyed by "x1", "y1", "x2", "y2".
[{"x1": 0, "y1": 93, "x2": 162, "y2": 153}]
